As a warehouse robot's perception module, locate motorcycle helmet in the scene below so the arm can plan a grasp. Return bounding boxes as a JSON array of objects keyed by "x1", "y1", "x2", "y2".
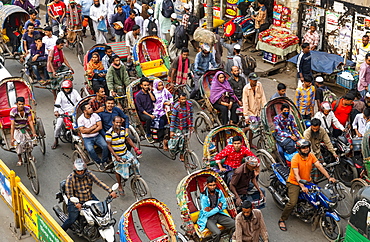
[
  {"x1": 296, "y1": 139, "x2": 311, "y2": 157},
  {"x1": 73, "y1": 158, "x2": 87, "y2": 178},
  {"x1": 321, "y1": 101, "x2": 332, "y2": 111},
  {"x1": 61, "y1": 80, "x2": 73, "y2": 89}
]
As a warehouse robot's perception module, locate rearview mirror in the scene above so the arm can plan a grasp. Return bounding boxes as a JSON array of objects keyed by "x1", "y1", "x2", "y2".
[
  {"x1": 54, "y1": 104, "x2": 61, "y2": 108},
  {"x1": 70, "y1": 197, "x2": 79, "y2": 203},
  {"x1": 111, "y1": 183, "x2": 119, "y2": 191}
]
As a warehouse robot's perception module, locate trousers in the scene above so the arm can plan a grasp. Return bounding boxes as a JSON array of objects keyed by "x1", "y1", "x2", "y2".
[
  {"x1": 83, "y1": 134, "x2": 109, "y2": 163},
  {"x1": 206, "y1": 213, "x2": 235, "y2": 242},
  {"x1": 213, "y1": 102, "x2": 239, "y2": 125},
  {"x1": 281, "y1": 182, "x2": 300, "y2": 221},
  {"x1": 139, "y1": 112, "x2": 153, "y2": 135}
]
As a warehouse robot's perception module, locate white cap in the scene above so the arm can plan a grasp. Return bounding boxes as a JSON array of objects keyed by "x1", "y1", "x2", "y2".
[
  {"x1": 147, "y1": 8, "x2": 154, "y2": 15},
  {"x1": 171, "y1": 13, "x2": 177, "y2": 19},
  {"x1": 366, "y1": 92, "x2": 370, "y2": 98},
  {"x1": 184, "y1": 3, "x2": 190, "y2": 9},
  {"x1": 234, "y1": 44, "x2": 241, "y2": 50},
  {"x1": 315, "y1": 76, "x2": 324, "y2": 83},
  {"x1": 202, "y1": 43, "x2": 211, "y2": 52}
]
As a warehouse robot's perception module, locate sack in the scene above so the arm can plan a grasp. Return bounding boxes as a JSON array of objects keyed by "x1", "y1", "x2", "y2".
[
  {"x1": 97, "y1": 20, "x2": 108, "y2": 32},
  {"x1": 322, "y1": 87, "x2": 337, "y2": 103},
  {"x1": 147, "y1": 18, "x2": 158, "y2": 36},
  {"x1": 231, "y1": 24, "x2": 243, "y2": 40},
  {"x1": 161, "y1": 0, "x2": 174, "y2": 18},
  {"x1": 174, "y1": 25, "x2": 188, "y2": 49},
  {"x1": 187, "y1": 15, "x2": 199, "y2": 35}
]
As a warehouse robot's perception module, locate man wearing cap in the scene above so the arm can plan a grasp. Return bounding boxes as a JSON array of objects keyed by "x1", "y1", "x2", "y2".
[
  {"x1": 232, "y1": 44, "x2": 247, "y2": 79},
  {"x1": 154, "y1": 0, "x2": 172, "y2": 42},
  {"x1": 42, "y1": 26, "x2": 58, "y2": 53},
  {"x1": 110, "y1": 4, "x2": 126, "y2": 42},
  {"x1": 221, "y1": 33, "x2": 243, "y2": 74},
  {"x1": 168, "y1": 13, "x2": 182, "y2": 60},
  {"x1": 182, "y1": 3, "x2": 198, "y2": 51},
  {"x1": 315, "y1": 76, "x2": 331, "y2": 109},
  {"x1": 90, "y1": 0, "x2": 107, "y2": 44},
  {"x1": 358, "y1": 53, "x2": 370, "y2": 97},
  {"x1": 295, "y1": 76, "x2": 315, "y2": 120},
  {"x1": 303, "y1": 23, "x2": 320, "y2": 50},
  {"x1": 242, "y1": 72, "x2": 267, "y2": 149},
  {"x1": 142, "y1": 9, "x2": 160, "y2": 37}
]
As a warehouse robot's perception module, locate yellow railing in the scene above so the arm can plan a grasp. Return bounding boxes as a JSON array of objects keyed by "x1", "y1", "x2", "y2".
[{"x1": 0, "y1": 159, "x2": 72, "y2": 241}]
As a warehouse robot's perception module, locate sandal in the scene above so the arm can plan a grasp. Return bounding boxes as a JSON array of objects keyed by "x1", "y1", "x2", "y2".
[
  {"x1": 118, "y1": 189, "x2": 125, "y2": 196},
  {"x1": 51, "y1": 143, "x2": 59, "y2": 149},
  {"x1": 278, "y1": 220, "x2": 287, "y2": 231},
  {"x1": 16, "y1": 161, "x2": 22, "y2": 166}
]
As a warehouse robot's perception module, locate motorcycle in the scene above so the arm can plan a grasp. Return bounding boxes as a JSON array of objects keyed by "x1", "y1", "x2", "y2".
[
  {"x1": 321, "y1": 135, "x2": 359, "y2": 187},
  {"x1": 268, "y1": 163, "x2": 342, "y2": 241},
  {"x1": 53, "y1": 182, "x2": 119, "y2": 242},
  {"x1": 53, "y1": 104, "x2": 77, "y2": 146}
]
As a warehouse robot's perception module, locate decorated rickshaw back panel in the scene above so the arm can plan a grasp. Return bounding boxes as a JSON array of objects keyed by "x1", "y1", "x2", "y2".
[
  {"x1": 137, "y1": 205, "x2": 166, "y2": 240},
  {"x1": 0, "y1": 80, "x2": 33, "y2": 109}
]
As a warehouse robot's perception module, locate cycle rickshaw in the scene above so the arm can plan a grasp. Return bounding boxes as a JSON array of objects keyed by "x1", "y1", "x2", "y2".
[
  {"x1": 119, "y1": 198, "x2": 187, "y2": 242},
  {"x1": 176, "y1": 169, "x2": 237, "y2": 241},
  {"x1": 126, "y1": 78, "x2": 201, "y2": 174},
  {"x1": 0, "y1": 77, "x2": 46, "y2": 194},
  {"x1": 133, "y1": 35, "x2": 170, "y2": 79},
  {"x1": 70, "y1": 95, "x2": 149, "y2": 200},
  {"x1": 351, "y1": 130, "x2": 370, "y2": 195}
]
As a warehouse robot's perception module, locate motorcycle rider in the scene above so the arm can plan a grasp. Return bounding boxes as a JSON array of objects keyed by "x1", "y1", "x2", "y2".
[
  {"x1": 61, "y1": 159, "x2": 118, "y2": 231},
  {"x1": 278, "y1": 139, "x2": 336, "y2": 231},
  {"x1": 52, "y1": 80, "x2": 81, "y2": 149}
]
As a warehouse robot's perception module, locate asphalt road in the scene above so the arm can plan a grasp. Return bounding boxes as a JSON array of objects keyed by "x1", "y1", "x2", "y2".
[{"x1": 0, "y1": 30, "x2": 345, "y2": 242}]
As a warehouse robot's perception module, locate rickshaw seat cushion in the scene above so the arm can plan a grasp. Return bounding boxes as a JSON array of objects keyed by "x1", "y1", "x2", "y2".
[
  {"x1": 189, "y1": 209, "x2": 230, "y2": 223},
  {"x1": 0, "y1": 108, "x2": 13, "y2": 129},
  {"x1": 140, "y1": 59, "x2": 169, "y2": 77}
]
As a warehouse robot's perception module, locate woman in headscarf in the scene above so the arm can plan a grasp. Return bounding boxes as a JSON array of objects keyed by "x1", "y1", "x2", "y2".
[
  {"x1": 153, "y1": 79, "x2": 173, "y2": 150},
  {"x1": 210, "y1": 71, "x2": 241, "y2": 125},
  {"x1": 86, "y1": 52, "x2": 109, "y2": 95}
]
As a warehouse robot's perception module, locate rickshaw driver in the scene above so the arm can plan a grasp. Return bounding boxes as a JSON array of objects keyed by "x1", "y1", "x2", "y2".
[
  {"x1": 105, "y1": 116, "x2": 142, "y2": 196},
  {"x1": 278, "y1": 139, "x2": 336, "y2": 232},
  {"x1": 198, "y1": 176, "x2": 235, "y2": 242},
  {"x1": 273, "y1": 103, "x2": 302, "y2": 155},
  {"x1": 10, "y1": 97, "x2": 37, "y2": 166}
]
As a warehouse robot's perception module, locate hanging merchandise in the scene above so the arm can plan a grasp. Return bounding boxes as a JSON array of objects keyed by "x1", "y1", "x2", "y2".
[
  {"x1": 272, "y1": 3, "x2": 291, "y2": 29},
  {"x1": 225, "y1": 0, "x2": 238, "y2": 18}
]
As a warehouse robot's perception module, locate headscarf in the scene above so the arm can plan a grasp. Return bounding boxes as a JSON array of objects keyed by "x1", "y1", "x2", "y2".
[
  {"x1": 209, "y1": 71, "x2": 238, "y2": 104},
  {"x1": 87, "y1": 52, "x2": 104, "y2": 78},
  {"x1": 153, "y1": 79, "x2": 173, "y2": 117}
]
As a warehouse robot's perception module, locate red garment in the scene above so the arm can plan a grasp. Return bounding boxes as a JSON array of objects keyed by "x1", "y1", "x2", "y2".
[
  {"x1": 49, "y1": 1, "x2": 66, "y2": 17},
  {"x1": 214, "y1": 145, "x2": 256, "y2": 169},
  {"x1": 332, "y1": 99, "x2": 352, "y2": 126}
]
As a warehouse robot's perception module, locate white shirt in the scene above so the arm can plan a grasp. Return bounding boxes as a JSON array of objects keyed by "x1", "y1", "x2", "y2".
[
  {"x1": 29, "y1": 0, "x2": 39, "y2": 8},
  {"x1": 42, "y1": 35, "x2": 58, "y2": 52},
  {"x1": 54, "y1": 89, "x2": 82, "y2": 114},
  {"x1": 314, "y1": 111, "x2": 345, "y2": 133},
  {"x1": 135, "y1": 16, "x2": 144, "y2": 36},
  {"x1": 352, "y1": 113, "x2": 367, "y2": 136},
  {"x1": 77, "y1": 113, "x2": 101, "y2": 138},
  {"x1": 125, "y1": 31, "x2": 141, "y2": 53},
  {"x1": 142, "y1": 17, "x2": 160, "y2": 38},
  {"x1": 89, "y1": 3, "x2": 107, "y2": 22},
  {"x1": 106, "y1": 0, "x2": 115, "y2": 15}
]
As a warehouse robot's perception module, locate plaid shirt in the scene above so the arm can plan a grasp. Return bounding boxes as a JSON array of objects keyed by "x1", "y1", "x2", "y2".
[
  {"x1": 65, "y1": 170, "x2": 112, "y2": 203},
  {"x1": 295, "y1": 85, "x2": 315, "y2": 115},
  {"x1": 303, "y1": 31, "x2": 319, "y2": 49},
  {"x1": 214, "y1": 145, "x2": 256, "y2": 169},
  {"x1": 273, "y1": 113, "x2": 301, "y2": 142},
  {"x1": 170, "y1": 101, "x2": 193, "y2": 132},
  {"x1": 89, "y1": 96, "x2": 106, "y2": 112}
]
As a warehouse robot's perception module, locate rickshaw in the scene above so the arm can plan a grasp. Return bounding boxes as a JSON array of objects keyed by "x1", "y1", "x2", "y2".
[
  {"x1": 202, "y1": 125, "x2": 269, "y2": 206},
  {"x1": 126, "y1": 78, "x2": 201, "y2": 174},
  {"x1": 132, "y1": 36, "x2": 170, "y2": 79},
  {"x1": 351, "y1": 129, "x2": 370, "y2": 195},
  {"x1": 176, "y1": 169, "x2": 237, "y2": 241},
  {"x1": 70, "y1": 95, "x2": 149, "y2": 200},
  {"x1": 119, "y1": 198, "x2": 187, "y2": 242},
  {"x1": 0, "y1": 77, "x2": 46, "y2": 194},
  {"x1": 0, "y1": 5, "x2": 29, "y2": 60}
]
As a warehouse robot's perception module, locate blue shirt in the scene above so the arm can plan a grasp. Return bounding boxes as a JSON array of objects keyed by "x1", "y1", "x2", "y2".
[
  {"x1": 79, "y1": 0, "x2": 93, "y2": 16},
  {"x1": 111, "y1": 12, "x2": 126, "y2": 36},
  {"x1": 270, "y1": 92, "x2": 286, "y2": 100},
  {"x1": 194, "y1": 52, "x2": 217, "y2": 73},
  {"x1": 135, "y1": 90, "x2": 156, "y2": 114},
  {"x1": 24, "y1": 20, "x2": 41, "y2": 29},
  {"x1": 98, "y1": 107, "x2": 130, "y2": 135}
]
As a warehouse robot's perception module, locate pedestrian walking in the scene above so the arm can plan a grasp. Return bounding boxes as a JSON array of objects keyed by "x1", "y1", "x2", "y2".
[{"x1": 90, "y1": 0, "x2": 107, "y2": 44}]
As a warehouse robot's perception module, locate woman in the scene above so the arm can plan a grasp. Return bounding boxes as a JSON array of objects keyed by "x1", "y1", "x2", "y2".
[
  {"x1": 210, "y1": 71, "x2": 240, "y2": 125},
  {"x1": 153, "y1": 79, "x2": 173, "y2": 150},
  {"x1": 86, "y1": 52, "x2": 109, "y2": 95},
  {"x1": 29, "y1": 37, "x2": 48, "y2": 84}
]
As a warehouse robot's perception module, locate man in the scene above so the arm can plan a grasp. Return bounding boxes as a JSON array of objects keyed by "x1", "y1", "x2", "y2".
[
  {"x1": 89, "y1": 85, "x2": 107, "y2": 113},
  {"x1": 42, "y1": 26, "x2": 58, "y2": 53},
  {"x1": 106, "y1": 55, "x2": 130, "y2": 97},
  {"x1": 168, "y1": 13, "x2": 182, "y2": 61},
  {"x1": 154, "y1": 0, "x2": 171, "y2": 42},
  {"x1": 198, "y1": 176, "x2": 235, "y2": 242},
  {"x1": 270, "y1": 83, "x2": 286, "y2": 100},
  {"x1": 228, "y1": 66, "x2": 246, "y2": 101},
  {"x1": 331, "y1": 93, "x2": 354, "y2": 137},
  {"x1": 106, "y1": 116, "x2": 141, "y2": 195},
  {"x1": 295, "y1": 76, "x2": 315, "y2": 120},
  {"x1": 221, "y1": 34, "x2": 243, "y2": 74},
  {"x1": 24, "y1": 10, "x2": 41, "y2": 29},
  {"x1": 296, "y1": 43, "x2": 312, "y2": 88},
  {"x1": 168, "y1": 48, "x2": 190, "y2": 92},
  {"x1": 314, "y1": 101, "x2": 344, "y2": 134},
  {"x1": 134, "y1": 8, "x2": 144, "y2": 36},
  {"x1": 125, "y1": 25, "x2": 141, "y2": 53},
  {"x1": 102, "y1": 45, "x2": 114, "y2": 70},
  {"x1": 273, "y1": 103, "x2": 302, "y2": 154},
  {"x1": 110, "y1": 4, "x2": 126, "y2": 42},
  {"x1": 99, "y1": 96, "x2": 130, "y2": 135},
  {"x1": 124, "y1": 10, "x2": 136, "y2": 34},
  {"x1": 106, "y1": 0, "x2": 118, "y2": 41},
  {"x1": 169, "y1": 93, "x2": 193, "y2": 161},
  {"x1": 232, "y1": 201, "x2": 268, "y2": 242},
  {"x1": 250, "y1": 0, "x2": 266, "y2": 46},
  {"x1": 61, "y1": 159, "x2": 118, "y2": 231},
  {"x1": 10, "y1": 97, "x2": 37, "y2": 166},
  {"x1": 48, "y1": 0, "x2": 66, "y2": 37},
  {"x1": 53, "y1": 80, "x2": 81, "y2": 149},
  {"x1": 314, "y1": 76, "x2": 331, "y2": 109},
  {"x1": 353, "y1": 108, "x2": 370, "y2": 137},
  {"x1": 29, "y1": 37, "x2": 48, "y2": 83},
  {"x1": 182, "y1": 3, "x2": 198, "y2": 51},
  {"x1": 358, "y1": 53, "x2": 370, "y2": 97},
  {"x1": 232, "y1": 44, "x2": 246, "y2": 79},
  {"x1": 302, "y1": 23, "x2": 320, "y2": 50},
  {"x1": 14, "y1": 0, "x2": 35, "y2": 12},
  {"x1": 22, "y1": 23, "x2": 41, "y2": 53},
  {"x1": 80, "y1": 0, "x2": 96, "y2": 40},
  {"x1": 90, "y1": 0, "x2": 107, "y2": 44},
  {"x1": 142, "y1": 8, "x2": 159, "y2": 37},
  {"x1": 77, "y1": 102, "x2": 109, "y2": 170},
  {"x1": 242, "y1": 72, "x2": 267, "y2": 148},
  {"x1": 136, "y1": 77, "x2": 156, "y2": 142},
  {"x1": 356, "y1": 35, "x2": 370, "y2": 69},
  {"x1": 278, "y1": 139, "x2": 336, "y2": 231},
  {"x1": 191, "y1": 43, "x2": 217, "y2": 99},
  {"x1": 66, "y1": 0, "x2": 82, "y2": 44}
]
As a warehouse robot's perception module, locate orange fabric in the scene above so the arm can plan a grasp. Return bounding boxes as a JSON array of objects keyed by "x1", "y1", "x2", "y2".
[
  {"x1": 331, "y1": 99, "x2": 352, "y2": 126},
  {"x1": 287, "y1": 153, "x2": 317, "y2": 185}
]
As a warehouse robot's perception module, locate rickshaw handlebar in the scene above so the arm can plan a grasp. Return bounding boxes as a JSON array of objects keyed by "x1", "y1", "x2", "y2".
[{"x1": 55, "y1": 70, "x2": 73, "y2": 76}]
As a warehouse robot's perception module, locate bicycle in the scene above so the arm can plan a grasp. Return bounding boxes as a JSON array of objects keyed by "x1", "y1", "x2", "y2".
[
  {"x1": 66, "y1": 28, "x2": 85, "y2": 65},
  {"x1": 15, "y1": 138, "x2": 40, "y2": 195}
]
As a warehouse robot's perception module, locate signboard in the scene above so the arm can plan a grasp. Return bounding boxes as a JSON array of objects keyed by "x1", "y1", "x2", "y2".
[
  {"x1": 0, "y1": 170, "x2": 11, "y2": 206},
  {"x1": 22, "y1": 196, "x2": 39, "y2": 238},
  {"x1": 37, "y1": 214, "x2": 62, "y2": 242},
  {"x1": 225, "y1": 0, "x2": 238, "y2": 18}
]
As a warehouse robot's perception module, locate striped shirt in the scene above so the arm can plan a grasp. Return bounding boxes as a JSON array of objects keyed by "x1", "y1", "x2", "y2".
[
  {"x1": 10, "y1": 106, "x2": 31, "y2": 130},
  {"x1": 105, "y1": 127, "x2": 128, "y2": 155}
]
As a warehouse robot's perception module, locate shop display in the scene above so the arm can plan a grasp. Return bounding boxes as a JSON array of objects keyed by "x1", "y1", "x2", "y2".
[
  {"x1": 263, "y1": 51, "x2": 282, "y2": 64},
  {"x1": 258, "y1": 28, "x2": 299, "y2": 49},
  {"x1": 224, "y1": 16, "x2": 255, "y2": 37},
  {"x1": 273, "y1": 4, "x2": 291, "y2": 29}
]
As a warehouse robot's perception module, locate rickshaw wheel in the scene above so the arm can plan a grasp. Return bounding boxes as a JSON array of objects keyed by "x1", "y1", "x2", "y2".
[
  {"x1": 72, "y1": 149, "x2": 89, "y2": 165},
  {"x1": 334, "y1": 160, "x2": 358, "y2": 187},
  {"x1": 333, "y1": 181, "x2": 352, "y2": 219},
  {"x1": 256, "y1": 136, "x2": 267, "y2": 150},
  {"x1": 189, "y1": 99, "x2": 201, "y2": 112},
  {"x1": 27, "y1": 156, "x2": 40, "y2": 195},
  {"x1": 80, "y1": 86, "x2": 90, "y2": 98},
  {"x1": 36, "y1": 118, "x2": 46, "y2": 155},
  {"x1": 184, "y1": 150, "x2": 201, "y2": 174},
  {"x1": 21, "y1": 69, "x2": 34, "y2": 85},
  {"x1": 128, "y1": 125, "x2": 140, "y2": 151},
  {"x1": 350, "y1": 179, "x2": 368, "y2": 198},
  {"x1": 76, "y1": 41, "x2": 85, "y2": 66},
  {"x1": 194, "y1": 113, "x2": 212, "y2": 145},
  {"x1": 319, "y1": 215, "x2": 341, "y2": 241},
  {"x1": 131, "y1": 177, "x2": 151, "y2": 201},
  {"x1": 256, "y1": 149, "x2": 276, "y2": 187},
  {"x1": 177, "y1": 232, "x2": 188, "y2": 242}
]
